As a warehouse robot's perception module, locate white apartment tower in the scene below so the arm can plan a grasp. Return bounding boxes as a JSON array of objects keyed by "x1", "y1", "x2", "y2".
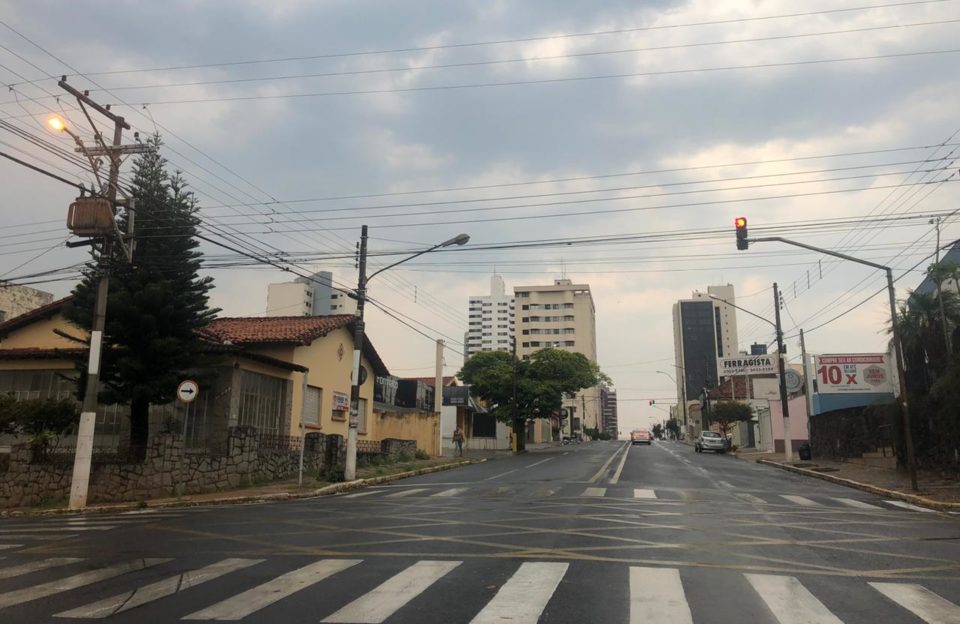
[
  {"x1": 266, "y1": 271, "x2": 357, "y2": 317},
  {"x1": 514, "y1": 279, "x2": 598, "y2": 441},
  {"x1": 464, "y1": 275, "x2": 515, "y2": 362}
]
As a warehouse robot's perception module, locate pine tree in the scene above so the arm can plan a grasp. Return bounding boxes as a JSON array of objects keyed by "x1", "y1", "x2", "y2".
[{"x1": 64, "y1": 135, "x2": 218, "y2": 451}]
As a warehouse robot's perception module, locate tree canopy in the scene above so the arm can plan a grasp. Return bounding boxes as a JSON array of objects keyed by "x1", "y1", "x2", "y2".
[
  {"x1": 710, "y1": 401, "x2": 753, "y2": 438},
  {"x1": 64, "y1": 135, "x2": 218, "y2": 450},
  {"x1": 458, "y1": 348, "x2": 609, "y2": 426}
]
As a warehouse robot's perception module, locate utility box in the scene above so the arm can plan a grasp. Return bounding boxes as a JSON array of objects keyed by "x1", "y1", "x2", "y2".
[{"x1": 67, "y1": 197, "x2": 114, "y2": 236}]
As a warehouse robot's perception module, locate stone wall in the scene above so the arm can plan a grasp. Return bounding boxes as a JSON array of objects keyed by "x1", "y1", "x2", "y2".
[
  {"x1": 0, "y1": 285, "x2": 54, "y2": 323},
  {"x1": 0, "y1": 427, "x2": 349, "y2": 508}
]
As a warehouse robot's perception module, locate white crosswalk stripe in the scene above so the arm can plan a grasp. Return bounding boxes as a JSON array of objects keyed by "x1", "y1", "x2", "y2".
[
  {"x1": 630, "y1": 567, "x2": 692, "y2": 624},
  {"x1": 885, "y1": 500, "x2": 935, "y2": 513},
  {"x1": 56, "y1": 558, "x2": 262, "y2": 619},
  {"x1": 0, "y1": 526, "x2": 116, "y2": 533},
  {"x1": 633, "y1": 489, "x2": 657, "y2": 499},
  {"x1": 0, "y1": 557, "x2": 82, "y2": 580},
  {"x1": 469, "y1": 562, "x2": 568, "y2": 624},
  {"x1": 431, "y1": 488, "x2": 468, "y2": 497},
  {"x1": 183, "y1": 559, "x2": 361, "y2": 621},
  {"x1": 0, "y1": 533, "x2": 78, "y2": 541},
  {"x1": 385, "y1": 488, "x2": 429, "y2": 498},
  {"x1": 735, "y1": 493, "x2": 768, "y2": 505},
  {"x1": 834, "y1": 497, "x2": 883, "y2": 510},
  {"x1": 0, "y1": 558, "x2": 169, "y2": 610},
  {"x1": 870, "y1": 582, "x2": 960, "y2": 623},
  {"x1": 582, "y1": 487, "x2": 606, "y2": 497},
  {"x1": 343, "y1": 490, "x2": 381, "y2": 499},
  {"x1": 0, "y1": 544, "x2": 22, "y2": 551},
  {"x1": 322, "y1": 560, "x2": 461, "y2": 623},
  {"x1": 745, "y1": 574, "x2": 843, "y2": 624},
  {"x1": 780, "y1": 495, "x2": 822, "y2": 507}
]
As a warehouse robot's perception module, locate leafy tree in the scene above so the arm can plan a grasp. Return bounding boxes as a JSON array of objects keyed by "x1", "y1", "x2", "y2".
[
  {"x1": 710, "y1": 401, "x2": 753, "y2": 439},
  {"x1": 459, "y1": 347, "x2": 608, "y2": 448},
  {"x1": 665, "y1": 418, "x2": 681, "y2": 439},
  {"x1": 0, "y1": 395, "x2": 79, "y2": 456},
  {"x1": 651, "y1": 423, "x2": 663, "y2": 439},
  {"x1": 64, "y1": 135, "x2": 218, "y2": 452}
]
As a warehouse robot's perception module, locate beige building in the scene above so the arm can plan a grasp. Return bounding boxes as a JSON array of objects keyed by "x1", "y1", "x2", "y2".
[
  {"x1": 266, "y1": 270, "x2": 356, "y2": 317},
  {"x1": 514, "y1": 279, "x2": 598, "y2": 442}
]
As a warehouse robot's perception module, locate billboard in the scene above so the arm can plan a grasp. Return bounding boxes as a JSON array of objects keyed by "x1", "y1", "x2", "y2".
[
  {"x1": 717, "y1": 354, "x2": 778, "y2": 377},
  {"x1": 814, "y1": 354, "x2": 893, "y2": 394}
]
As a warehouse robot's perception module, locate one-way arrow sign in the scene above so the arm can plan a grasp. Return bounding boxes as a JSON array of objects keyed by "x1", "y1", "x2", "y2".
[{"x1": 177, "y1": 380, "x2": 199, "y2": 403}]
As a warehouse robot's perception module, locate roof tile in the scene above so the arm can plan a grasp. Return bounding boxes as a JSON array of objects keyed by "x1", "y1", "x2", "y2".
[{"x1": 198, "y1": 315, "x2": 356, "y2": 345}]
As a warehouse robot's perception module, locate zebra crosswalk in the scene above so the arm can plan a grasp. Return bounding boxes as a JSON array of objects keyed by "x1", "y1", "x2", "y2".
[
  {"x1": 336, "y1": 485, "x2": 939, "y2": 513},
  {"x1": 0, "y1": 556, "x2": 957, "y2": 622},
  {"x1": 0, "y1": 509, "x2": 193, "y2": 552}
]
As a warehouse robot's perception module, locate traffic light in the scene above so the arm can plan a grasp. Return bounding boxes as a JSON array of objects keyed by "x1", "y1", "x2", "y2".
[
  {"x1": 735, "y1": 217, "x2": 748, "y2": 250},
  {"x1": 648, "y1": 399, "x2": 656, "y2": 406}
]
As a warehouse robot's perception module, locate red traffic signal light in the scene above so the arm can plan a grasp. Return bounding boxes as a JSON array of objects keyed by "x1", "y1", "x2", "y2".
[{"x1": 735, "y1": 217, "x2": 748, "y2": 250}]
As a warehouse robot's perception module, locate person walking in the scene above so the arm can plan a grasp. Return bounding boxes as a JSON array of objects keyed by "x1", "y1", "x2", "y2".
[{"x1": 453, "y1": 427, "x2": 465, "y2": 457}]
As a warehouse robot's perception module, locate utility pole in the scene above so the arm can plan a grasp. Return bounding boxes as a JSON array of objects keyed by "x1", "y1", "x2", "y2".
[
  {"x1": 435, "y1": 339, "x2": 444, "y2": 457},
  {"x1": 773, "y1": 283, "x2": 792, "y2": 462},
  {"x1": 344, "y1": 225, "x2": 368, "y2": 482},
  {"x1": 511, "y1": 336, "x2": 522, "y2": 453},
  {"x1": 57, "y1": 78, "x2": 148, "y2": 510},
  {"x1": 800, "y1": 329, "x2": 813, "y2": 447}
]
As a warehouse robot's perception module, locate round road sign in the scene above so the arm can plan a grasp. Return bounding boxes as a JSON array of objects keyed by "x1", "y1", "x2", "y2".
[
  {"x1": 784, "y1": 369, "x2": 803, "y2": 393},
  {"x1": 177, "y1": 379, "x2": 199, "y2": 403}
]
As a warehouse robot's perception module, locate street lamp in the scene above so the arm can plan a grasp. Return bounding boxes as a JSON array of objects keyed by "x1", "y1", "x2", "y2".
[
  {"x1": 709, "y1": 289, "x2": 794, "y2": 462},
  {"x1": 344, "y1": 226, "x2": 470, "y2": 481},
  {"x1": 657, "y1": 365, "x2": 688, "y2": 432}
]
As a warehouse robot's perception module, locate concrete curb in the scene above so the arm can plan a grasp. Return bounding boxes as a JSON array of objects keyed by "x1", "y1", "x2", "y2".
[
  {"x1": 0, "y1": 458, "x2": 486, "y2": 518},
  {"x1": 756, "y1": 458, "x2": 960, "y2": 513}
]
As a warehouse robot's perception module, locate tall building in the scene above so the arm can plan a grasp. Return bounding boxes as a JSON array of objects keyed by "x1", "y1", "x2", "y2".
[
  {"x1": 600, "y1": 386, "x2": 618, "y2": 438},
  {"x1": 672, "y1": 284, "x2": 739, "y2": 433},
  {"x1": 266, "y1": 271, "x2": 356, "y2": 317},
  {"x1": 464, "y1": 275, "x2": 515, "y2": 362},
  {"x1": 515, "y1": 279, "x2": 598, "y2": 439}
]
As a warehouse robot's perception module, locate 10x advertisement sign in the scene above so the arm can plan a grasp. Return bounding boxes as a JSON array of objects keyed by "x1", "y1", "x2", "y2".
[{"x1": 814, "y1": 354, "x2": 893, "y2": 394}]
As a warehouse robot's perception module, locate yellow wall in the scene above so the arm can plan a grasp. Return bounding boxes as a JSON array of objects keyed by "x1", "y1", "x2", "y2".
[
  {"x1": 0, "y1": 312, "x2": 84, "y2": 350},
  {"x1": 375, "y1": 408, "x2": 439, "y2": 456}
]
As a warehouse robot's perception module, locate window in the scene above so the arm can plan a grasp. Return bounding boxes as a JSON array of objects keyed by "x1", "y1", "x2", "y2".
[
  {"x1": 498, "y1": 332, "x2": 508, "y2": 336},
  {"x1": 303, "y1": 386, "x2": 322, "y2": 427},
  {"x1": 516, "y1": 291, "x2": 530, "y2": 298},
  {"x1": 529, "y1": 316, "x2": 541, "y2": 322},
  {"x1": 564, "y1": 340, "x2": 575, "y2": 347},
  {"x1": 563, "y1": 303, "x2": 574, "y2": 309},
  {"x1": 564, "y1": 328, "x2": 575, "y2": 334},
  {"x1": 521, "y1": 305, "x2": 529, "y2": 310},
  {"x1": 522, "y1": 342, "x2": 530, "y2": 348},
  {"x1": 522, "y1": 329, "x2": 529, "y2": 335},
  {"x1": 521, "y1": 317, "x2": 529, "y2": 323},
  {"x1": 237, "y1": 370, "x2": 287, "y2": 436},
  {"x1": 564, "y1": 315, "x2": 575, "y2": 321},
  {"x1": 0, "y1": 370, "x2": 75, "y2": 401}
]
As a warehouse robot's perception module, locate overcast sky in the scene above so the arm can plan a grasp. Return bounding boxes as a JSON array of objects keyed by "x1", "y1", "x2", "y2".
[{"x1": 2, "y1": 0, "x2": 958, "y2": 434}]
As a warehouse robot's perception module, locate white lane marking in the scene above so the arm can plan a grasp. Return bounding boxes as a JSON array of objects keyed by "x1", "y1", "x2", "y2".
[
  {"x1": 885, "y1": 500, "x2": 935, "y2": 513},
  {"x1": 870, "y1": 582, "x2": 960, "y2": 623},
  {"x1": 56, "y1": 558, "x2": 262, "y2": 619},
  {"x1": 610, "y1": 444, "x2": 630, "y2": 484},
  {"x1": 343, "y1": 490, "x2": 381, "y2": 499},
  {"x1": 0, "y1": 526, "x2": 115, "y2": 533},
  {"x1": 629, "y1": 567, "x2": 692, "y2": 624},
  {"x1": 718, "y1": 480, "x2": 734, "y2": 489},
  {"x1": 781, "y1": 495, "x2": 821, "y2": 507},
  {"x1": 485, "y1": 469, "x2": 519, "y2": 481},
  {"x1": 0, "y1": 558, "x2": 169, "y2": 610},
  {"x1": 385, "y1": 488, "x2": 428, "y2": 498},
  {"x1": 736, "y1": 493, "x2": 768, "y2": 505},
  {"x1": 0, "y1": 544, "x2": 22, "y2": 551},
  {"x1": 322, "y1": 560, "x2": 461, "y2": 623},
  {"x1": 589, "y1": 442, "x2": 627, "y2": 483},
  {"x1": 431, "y1": 488, "x2": 468, "y2": 497},
  {"x1": 0, "y1": 534, "x2": 78, "y2": 541},
  {"x1": 526, "y1": 457, "x2": 554, "y2": 469},
  {"x1": 745, "y1": 574, "x2": 843, "y2": 624},
  {"x1": 633, "y1": 489, "x2": 657, "y2": 499},
  {"x1": 582, "y1": 487, "x2": 607, "y2": 497},
  {"x1": 0, "y1": 557, "x2": 82, "y2": 580},
  {"x1": 469, "y1": 562, "x2": 568, "y2": 624},
  {"x1": 562, "y1": 452, "x2": 569, "y2": 456},
  {"x1": 183, "y1": 559, "x2": 361, "y2": 621},
  {"x1": 834, "y1": 498, "x2": 883, "y2": 510}
]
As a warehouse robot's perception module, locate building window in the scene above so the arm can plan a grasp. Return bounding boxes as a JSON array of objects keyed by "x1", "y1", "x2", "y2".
[
  {"x1": 563, "y1": 303, "x2": 574, "y2": 309},
  {"x1": 564, "y1": 340, "x2": 575, "y2": 347},
  {"x1": 522, "y1": 329, "x2": 529, "y2": 335},
  {"x1": 516, "y1": 291, "x2": 529, "y2": 298},
  {"x1": 563, "y1": 315, "x2": 575, "y2": 321},
  {"x1": 522, "y1": 305, "x2": 529, "y2": 310},
  {"x1": 522, "y1": 342, "x2": 530, "y2": 348},
  {"x1": 237, "y1": 370, "x2": 287, "y2": 436}
]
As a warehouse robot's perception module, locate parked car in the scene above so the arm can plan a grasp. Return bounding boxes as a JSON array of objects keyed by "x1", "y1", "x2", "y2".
[
  {"x1": 695, "y1": 430, "x2": 727, "y2": 453},
  {"x1": 630, "y1": 429, "x2": 652, "y2": 445}
]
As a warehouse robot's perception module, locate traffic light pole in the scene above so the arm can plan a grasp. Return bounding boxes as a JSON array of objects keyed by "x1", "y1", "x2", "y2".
[{"x1": 746, "y1": 235, "x2": 917, "y2": 490}]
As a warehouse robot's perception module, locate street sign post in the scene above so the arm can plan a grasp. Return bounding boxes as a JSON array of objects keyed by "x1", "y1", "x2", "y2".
[{"x1": 177, "y1": 380, "x2": 199, "y2": 403}]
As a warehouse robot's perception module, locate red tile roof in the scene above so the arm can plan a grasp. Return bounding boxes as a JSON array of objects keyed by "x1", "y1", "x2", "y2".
[
  {"x1": 198, "y1": 315, "x2": 356, "y2": 346},
  {"x1": 0, "y1": 296, "x2": 73, "y2": 336},
  {"x1": 0, "y1": 347, "x2": 85, "y2": 360}
]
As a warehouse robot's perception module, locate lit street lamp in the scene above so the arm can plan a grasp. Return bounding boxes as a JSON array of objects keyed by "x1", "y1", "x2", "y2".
[{"x1": 344, "y1": 227, "x2": 470, "y2": 481}]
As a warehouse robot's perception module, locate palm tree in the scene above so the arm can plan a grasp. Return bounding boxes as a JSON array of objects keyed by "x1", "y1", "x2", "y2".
[
  {"x1": 890, "y1": 290, "x2": 960, "y2": 385},
  {"x1": 926, "y1": 261, "x2": 959, "y2": 355}
]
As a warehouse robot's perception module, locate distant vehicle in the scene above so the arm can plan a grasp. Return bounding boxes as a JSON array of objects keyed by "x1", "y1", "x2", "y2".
[
  {"x1": 695, "y1": 431, "x2": 727, "y2": 453},
  {"x1": 630, "y1": 429, "x2": 652, "y2": 445}
]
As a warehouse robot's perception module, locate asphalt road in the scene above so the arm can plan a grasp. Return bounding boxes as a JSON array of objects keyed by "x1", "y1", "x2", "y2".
[{"x1": 1, "y1": 440, "x2": 959, "y2": 623}]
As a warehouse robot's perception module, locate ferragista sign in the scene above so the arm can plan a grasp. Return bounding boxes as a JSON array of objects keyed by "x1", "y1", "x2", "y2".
[{"x1": 717, "y1": 355, "x2": 779, "y2": 376}]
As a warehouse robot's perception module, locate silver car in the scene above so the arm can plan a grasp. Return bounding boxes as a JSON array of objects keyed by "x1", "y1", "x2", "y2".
[{"x1": 695, "y1": 431, "x2": 728, "y2": 453}]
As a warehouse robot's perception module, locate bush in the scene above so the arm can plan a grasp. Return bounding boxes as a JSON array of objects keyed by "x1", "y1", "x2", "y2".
[
  {"x1": 321, "y1": 464, "x2": 345, "y2": 482},
  {"x1": 0, "y1": 396, "x2": 79, "y2": 458},
  {"x1": 397, "y1": 450, "x2": 414, "y2": 463},
  {"x1": 414, "y1": 449, "x2": 430, "y2": 460}
]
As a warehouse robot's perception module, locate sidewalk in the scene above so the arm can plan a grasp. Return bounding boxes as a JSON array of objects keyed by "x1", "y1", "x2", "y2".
[
  {"x1": 0, "y1": 456, "x2": 483, "y2": 518},
  {"x1": 735, "y1": 448, "x2": 960, "y2": 511}
]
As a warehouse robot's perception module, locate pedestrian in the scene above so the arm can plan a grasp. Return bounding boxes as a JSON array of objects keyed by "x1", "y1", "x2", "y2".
[{"x1": 453, "y1": 427, "x2": 465, "y2": 457}]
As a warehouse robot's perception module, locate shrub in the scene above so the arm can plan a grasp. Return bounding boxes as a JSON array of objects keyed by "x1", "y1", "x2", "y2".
[
  {"x1": 397, "y1": 450, "x2": 414, "y2": 463},
  {"x1": 414, "y1": 449, "x2": 430, "y2": 460}
]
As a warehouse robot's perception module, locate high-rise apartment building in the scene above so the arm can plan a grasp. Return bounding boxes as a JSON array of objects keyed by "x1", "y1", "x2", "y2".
[
  {"x1": 266, "y1": 271, "x2": 356, "y2": 317},
  {"x1": 600, "y1": 386, "x2": 618, "y2": 438},
  {"x1": 672, "y1": 284, "x2": 739, "y2": 433},
  {"x1": 464, "y1": 275, "x2": 515, "y2": 362},
  {"x1": 515, "y1": 279, "x2": 598, "y2": 440}
]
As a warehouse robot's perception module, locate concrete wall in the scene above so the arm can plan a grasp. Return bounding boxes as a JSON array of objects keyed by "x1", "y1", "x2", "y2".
[{"x1": 0, "y1": 286, "x2": 54, "y2": 323}]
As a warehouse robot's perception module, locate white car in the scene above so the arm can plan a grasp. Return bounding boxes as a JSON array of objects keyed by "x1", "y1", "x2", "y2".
[{"x1": 695, "y1": 431, "x2": 727, "y2": 453}]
